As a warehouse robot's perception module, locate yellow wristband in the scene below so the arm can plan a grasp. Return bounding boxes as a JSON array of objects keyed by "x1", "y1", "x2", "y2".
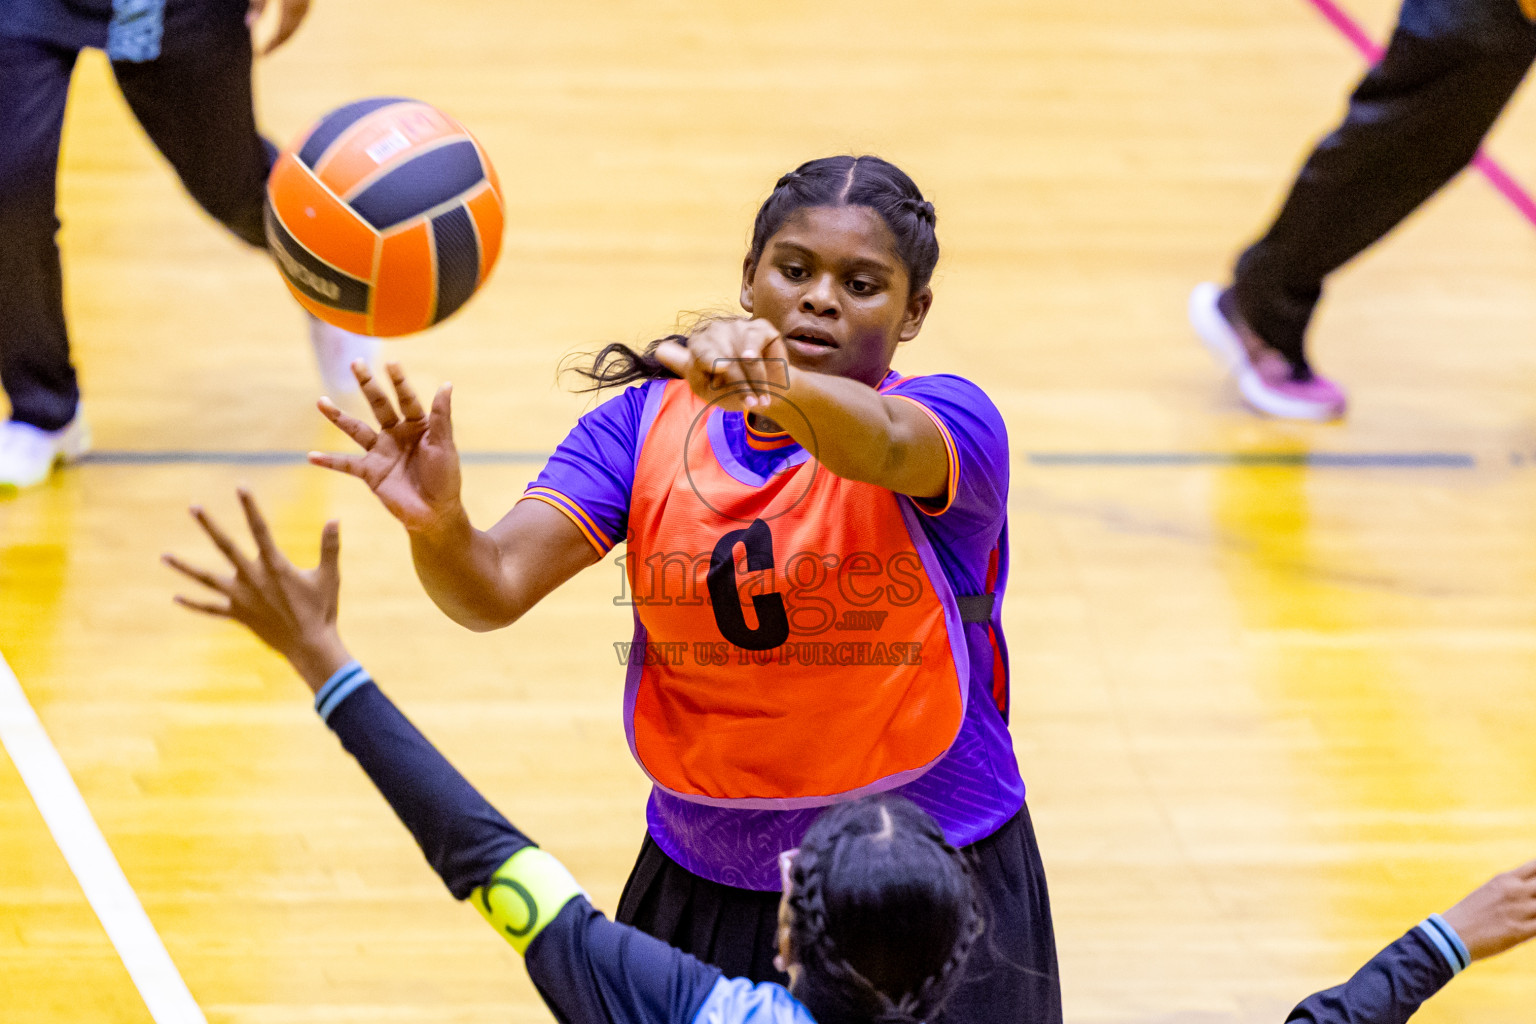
[{"x1": 470, "y1": 847, "x2": 586, "y2": 955}]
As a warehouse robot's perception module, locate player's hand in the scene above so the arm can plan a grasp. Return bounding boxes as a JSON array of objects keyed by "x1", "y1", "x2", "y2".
[
  {"x1": 654, "y1": 318, "x2": 792, "y2": 414},
  {"x1": 1441, "y1": 858, "x2": 1536, "y2": 962},
  {"x1": 247, "y1": 0, "x2": 312, "y2": 55},
  {"x1": 310, "y1": 362, "x2": 465, "y2": 536},
  {"x1": 163, "y1": 489, "x2": 350, "y2": 693}
]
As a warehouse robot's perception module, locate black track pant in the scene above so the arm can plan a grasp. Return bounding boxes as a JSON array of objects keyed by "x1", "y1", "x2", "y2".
[
  {"x1": 617, "y1": 803, "x2": 1064, "y2": 1024},
  {"x1": 0, "y1": 2, "x2": 274, "y2": 431},
  {"x1": 1232, "y1": 0, "x2": 1536, "y2": 374}
]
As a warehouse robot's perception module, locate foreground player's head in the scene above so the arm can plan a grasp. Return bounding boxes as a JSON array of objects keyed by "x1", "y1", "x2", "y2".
[
  {"x1": 778, "y1": 794, "x2": 982, "y2": 1024},
  {"x1": 739, "y1": 156, "x2": 939, "y2": 386},
  {"x1": 576, "y1": 155, "x2": 939, "y2": 390}
]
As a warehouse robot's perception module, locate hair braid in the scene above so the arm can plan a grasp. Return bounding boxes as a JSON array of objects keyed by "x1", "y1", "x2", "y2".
[{"x1": 789, "y1": 817, "x2": 983, "y2": 1024}]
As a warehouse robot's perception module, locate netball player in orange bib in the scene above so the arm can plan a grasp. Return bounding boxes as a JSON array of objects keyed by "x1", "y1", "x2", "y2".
[{"x1": 311, "y1": 156, "x2": 1059, "y2": 1023}]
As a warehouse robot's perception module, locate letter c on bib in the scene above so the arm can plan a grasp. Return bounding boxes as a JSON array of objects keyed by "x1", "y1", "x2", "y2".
[{"x1": 707, "y1": 519, "x2": 791, "y2": 651}]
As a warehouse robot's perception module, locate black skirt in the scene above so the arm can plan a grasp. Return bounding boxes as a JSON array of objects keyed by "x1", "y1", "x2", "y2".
[{"x1": 615, "y1": 802, "x2": 1063, "y2": 1024}]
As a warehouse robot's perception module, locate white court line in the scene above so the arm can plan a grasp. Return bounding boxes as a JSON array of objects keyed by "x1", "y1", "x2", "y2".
[{"x1": 0, "y1": 650, "x2": 207, "y2": 1024}]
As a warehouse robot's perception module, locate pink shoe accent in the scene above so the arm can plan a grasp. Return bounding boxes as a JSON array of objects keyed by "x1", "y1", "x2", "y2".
[
  {"x1": 1188, "y1": 282, "x2": 1347, "y2": 421},
  {"x1": 1247, "y1": 350, "x2": 1348, "y2": 419}
]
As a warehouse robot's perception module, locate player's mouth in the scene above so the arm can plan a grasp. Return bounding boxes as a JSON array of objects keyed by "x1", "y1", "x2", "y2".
[{"x1": 783, "y1": 327, "x2": 838, "y2": 356}]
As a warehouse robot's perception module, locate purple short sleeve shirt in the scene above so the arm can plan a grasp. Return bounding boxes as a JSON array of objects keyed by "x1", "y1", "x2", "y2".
[{"x1": 525, "y1": 371, "x2": 1024, "y2": 890}]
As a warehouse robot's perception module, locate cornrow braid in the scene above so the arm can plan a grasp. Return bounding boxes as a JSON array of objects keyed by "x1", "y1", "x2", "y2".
[
  {"x1": 787, "y1": 796, "x2": 982, "y2": 1024},
  {"x1": 750, "y1": 155, "x2": 940, "y2": 293}
]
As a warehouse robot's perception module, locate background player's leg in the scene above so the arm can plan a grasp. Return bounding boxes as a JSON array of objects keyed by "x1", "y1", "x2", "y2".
[
  {"x1": 109, "y1": 1, "x2": 273, "y2": 249},
  {"x1": 1232, "y1": 0, "x2": 1536, "y2": 374},
  {"x1": 0, "y1": 36, "x2": 83, "y2": 434},
  {"x1": 934, "y1": 804, "x2": 1062, "y2": 1024},
  {"x1": 111, "y1": 0, "x2": 375, "y2": 392},
  {"x1": 0, "y1": 34, "x2": 93, "y2": 489}
]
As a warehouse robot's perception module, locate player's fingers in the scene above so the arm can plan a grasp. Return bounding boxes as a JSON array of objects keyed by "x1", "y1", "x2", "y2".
[
  {"x1": 318, "y1": 519, "x2": 341, "y2": 577},
  {"x1": 307, "y1": 451, "x2": 368, "y2": 479},
  {"x1": 678, "y1": 336, "x2": 736, "y2": 399},
  {"x1": 653, "y1": 339, "x2": 690, "y2": 377},
  {"x1": 428, "y1": 382, "x2": 455, "y2": 446},
  {"x1": 735, "y1": 345, "x2": 774, "y2": 408},
  {"x1": 174, "y1": 594, "x2": 233, "y2": 618},
  {"x1": 388, "y1": 362, "x2": 428, "y2": 422},
  {"x1": 693, "y1": 354, "x2": 725, "y2": 397},
  {"x1": 747, "y1": 320, "x2": 787, "y2": 392},
  {"x1": 744, "y1": 318, "x2": 781, "y2": 349},
  {"x1": 714, "y1": 359, "x2": 755, "y2": 405},
  {"x1": 238, "y1": 489, "x2": 286, "y2": 571},
  {"x1": 191, "y1": 506, "x2": 254, "y2": 577},
  {"x1": 355, "y1": 362, "x2": 401, "y2": 429},
  {"x1": 317, "y1": 398, "x2": 379, "y2": 450},
  {"x1": 160, "y1": 553, "x2": 230, "y2": 595}
]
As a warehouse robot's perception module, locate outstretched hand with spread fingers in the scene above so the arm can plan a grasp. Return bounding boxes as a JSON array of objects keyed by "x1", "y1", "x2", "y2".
[
  {"x1": 163, "y1": 489, "x2": 351, "y2": 693},
  {"x1": 310, "y1": 361, "x2": 464, "y2": 535}
]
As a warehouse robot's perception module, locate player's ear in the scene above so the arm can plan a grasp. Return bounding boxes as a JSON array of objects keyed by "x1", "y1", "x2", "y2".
[
  {"x1": 898, "y1": 285, "x2": 933, "y2": 343},
  {"x1": 740, "y1": 254, "x2": 758, "y2": 314}
]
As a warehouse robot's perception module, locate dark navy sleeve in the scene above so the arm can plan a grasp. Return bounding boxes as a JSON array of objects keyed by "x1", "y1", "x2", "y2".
[
  {"x1": 317, "y1": 663, "x2": 532, "y2": 899},
  {"x1": 1286, "y1": 922, "x2": 1465, "y2": 1024},
  {"x1": 525, "y1": 898, "x2": 723, "y2": 1024},
  {"x1": 316, "y1": 663, "x2": 728, "y2": 1024}
]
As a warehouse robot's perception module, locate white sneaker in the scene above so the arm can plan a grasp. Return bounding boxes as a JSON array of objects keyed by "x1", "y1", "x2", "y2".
[
  {"x1": 307, "y1": 315, "x2": 379, "y2": 396},
  {"x1": 1189, "y1": 282, "x2": 1347, "y2": 421},
  {"x1": 0, "y1": 416, "x2": 92, "y2": 491}
]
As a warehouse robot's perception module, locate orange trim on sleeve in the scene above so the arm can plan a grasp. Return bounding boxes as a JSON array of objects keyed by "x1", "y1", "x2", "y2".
[
  {"x1": 744, "y1": 417, "x2": 797, "y2": 451},
  {"x1": 887, "y1": 394, "x2": 959, "y2": 516},
  {"x1": 519, "y1": 487, "x2": 613, "y2": 556}
]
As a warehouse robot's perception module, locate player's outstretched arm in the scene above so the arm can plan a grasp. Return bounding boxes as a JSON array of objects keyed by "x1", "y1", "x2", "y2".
[
  {"x1": 310, "y1": 362, "x2": 598, "y2": 631},
  {"x1": 1287, "y1": 859, "x2": 1536, "y2": 1024},
  {"x1": 164, "y1": 493, "x2": 723, "y2": 1023}
]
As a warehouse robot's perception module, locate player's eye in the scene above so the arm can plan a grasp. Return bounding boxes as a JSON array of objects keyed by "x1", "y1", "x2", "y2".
[
  {"x1": 847, "y1": 277, "x2": 880, "y2": 295},
  {"x1": 779, "y1": 264, "x2": 808, "y2": 280}
]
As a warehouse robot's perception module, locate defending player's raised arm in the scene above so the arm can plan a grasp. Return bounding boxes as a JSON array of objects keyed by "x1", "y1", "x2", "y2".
[
  {"x1": 165, "y1": 491, "x2": 723, "y2": 1024},
  {"x1": 310, "y1": 361, "x2": 599, "y2": 631},
  {"x1": 1286, "y1": 859, "x2": 1536, "y2": 1024}
]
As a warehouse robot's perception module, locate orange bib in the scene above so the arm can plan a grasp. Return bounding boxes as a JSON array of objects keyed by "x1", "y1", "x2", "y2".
[{"x1": 621, "y1": 380, "x2": 971, "y2": 809}]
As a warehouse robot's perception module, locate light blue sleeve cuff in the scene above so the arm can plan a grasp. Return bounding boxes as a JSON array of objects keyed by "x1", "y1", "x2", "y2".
[
  {"x1": 314, "y1": 660, "x2": 371, "y2": 723},
  {"x1": 1418, "y1": 914, "x2": 1471, "y2": 975}
]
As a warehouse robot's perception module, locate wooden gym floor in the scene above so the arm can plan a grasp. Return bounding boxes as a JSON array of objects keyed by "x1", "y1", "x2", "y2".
[{"x1": 3, "y1": 0, "x2": 1535, "y2": 1020}]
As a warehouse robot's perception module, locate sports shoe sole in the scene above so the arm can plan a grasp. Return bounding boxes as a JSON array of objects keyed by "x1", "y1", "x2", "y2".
[
  {"x1": 0, "y1": 420, "x2": 92, "y2": 492},
  {"x1": 1188, "y1": 283, "x2": 1343, "y2": 421}
]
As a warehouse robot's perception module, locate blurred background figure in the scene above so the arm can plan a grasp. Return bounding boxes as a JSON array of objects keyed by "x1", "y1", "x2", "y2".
[
  {"x1": 0, "y1": 0, "x2": 376, "y2": 490},
  {"x1": 1191, "y1": 0, "x2": 1536, "y2": 420}
]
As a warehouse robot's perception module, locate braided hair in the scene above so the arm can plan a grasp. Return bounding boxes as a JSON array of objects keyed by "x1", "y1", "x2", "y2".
[
  {"x1": 571, "y1": 155, "x2": 940, "y2": 391},
  {"x1": 786, "y1": 795, "x2": 983, "y2": 1024}
]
